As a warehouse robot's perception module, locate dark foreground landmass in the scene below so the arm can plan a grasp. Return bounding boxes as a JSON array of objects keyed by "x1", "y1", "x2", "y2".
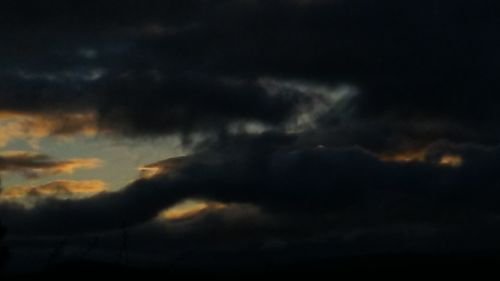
[{"x1": 4, "y1": 254, "x2": 500, "y2": 280}]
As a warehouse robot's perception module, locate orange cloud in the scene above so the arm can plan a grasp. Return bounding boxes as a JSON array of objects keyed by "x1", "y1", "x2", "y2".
[
  {"x1": 138, "y1": 156, "x2": 187, "y2": 178},
  {"x1": 0, "y1": 179, "x2": 106, "y2": 200},
  {"x1": 377, "y1": 147, "x2": 464, "y2": 168},
  {"x1": 159, "y1": 200, "x2": 228, "y2": 220},
  {"x1": 378, "y1": 147, "x2": 428, "y2": 163},
  {"x1": 438, "y1": 154, "x2": 463, "y2": 167},
  {"x1": 0, "y1": 151, "x2": 102, "y2": 178},
  {"x1": 0, "y1": 110, "x2": 98, "y2": 147}
]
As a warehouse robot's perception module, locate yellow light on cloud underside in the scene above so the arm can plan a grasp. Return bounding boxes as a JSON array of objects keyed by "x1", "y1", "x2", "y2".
[
  {"x1": 138, "y1": 157, "x2": 186, "y2": 178},
  {"x1": 378, "y1": 149, "x2": 463, "y2": 168},
  {"x1": 159, "y1": 200, "x2": 228, "y2": 220},
  {"x1": 138, "y1": 166, "x2": 162, "y2": 178},
  {"x1": 0, "y1": 179, "x2": 107, "y2": 200},
  {"x1": 378, "y1": 149, "x2": 427, "y2": 163},
  {"x1": 438, "y1": 154, "x2": 463, "y2": 167}
]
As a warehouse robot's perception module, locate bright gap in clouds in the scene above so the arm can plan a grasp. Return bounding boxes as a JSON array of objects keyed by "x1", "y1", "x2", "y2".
[{"x1": 0, "y1": 133, "x2": 188, "y2": 199}]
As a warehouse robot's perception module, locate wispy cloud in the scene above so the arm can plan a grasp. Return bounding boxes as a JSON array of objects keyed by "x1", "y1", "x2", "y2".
[
  {"x1": 0, "y1": 151, "x2": 102, "y2": 179},
  {"x1": 0, "y1": 111, "x2": 97, "y2": 148},
  {"x1": 0, "y1": 179, "x2": 106, "y2": 201}
]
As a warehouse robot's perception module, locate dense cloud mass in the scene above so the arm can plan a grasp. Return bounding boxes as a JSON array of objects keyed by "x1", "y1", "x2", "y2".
[
  {"x1": 0, "y1": 0, "x2": 498, "y2": 143},
  {"x1": 2, "y1": 0, "x2": 500, "y2": 273},
  {"x1": 1, "y1": 136, "x2": 499, "y2": 235}
]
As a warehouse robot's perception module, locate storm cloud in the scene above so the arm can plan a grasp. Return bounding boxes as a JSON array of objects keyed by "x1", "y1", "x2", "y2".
[
  {"x1": 2, "y1": 0, "x2": 500, "y2": 273},
  {"x1": 2, "y1": 134, "x2": 500, "y2": 236},
  {"x1": 0, "y1": 0, "x2": 497, "y2": 147}
]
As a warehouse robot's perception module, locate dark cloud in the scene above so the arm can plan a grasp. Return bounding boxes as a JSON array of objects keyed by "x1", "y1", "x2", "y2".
[
  {"x1": 0, "y1": 0, "x2": 498, "y2": 148},
  {"x1": 1, "y1": 134, "x2": 499, "y2": 236},
  {"x1": 4, "y1": 134, "x2": 500, "y2": 273},
  {"x1": 0, "y1": 73, "x2": 311, "y2": 138},
  {"x1": 3, "y1": 0, "x2": 500, "y2": 273},
  {"x1": 94, "y1": 75, "x2": 310, "y2": 136}
]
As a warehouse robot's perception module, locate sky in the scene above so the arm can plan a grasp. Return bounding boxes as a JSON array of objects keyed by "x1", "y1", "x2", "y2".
[{"x1": 2, "y1": 0, "x2": 500, "y2": 273}]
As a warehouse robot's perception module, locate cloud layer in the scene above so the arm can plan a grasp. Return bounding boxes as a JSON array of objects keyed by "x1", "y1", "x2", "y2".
[
  {"x1": 0, "y1": 0, "x2": 497, "y2": 147},
  {"x1": 3, "y1": 0, "x2": 500, "y2": 271}
]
